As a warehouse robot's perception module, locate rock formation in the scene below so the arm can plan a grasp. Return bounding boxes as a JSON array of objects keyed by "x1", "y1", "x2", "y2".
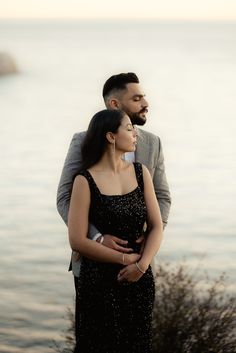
[{"x1": 0, "y1": 52, "x2": 18, "y2": 75}]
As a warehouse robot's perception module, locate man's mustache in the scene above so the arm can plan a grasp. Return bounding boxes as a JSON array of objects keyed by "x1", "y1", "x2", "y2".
[{"x1": 139, "y1": 108, "x2": 148, "y2": 114}]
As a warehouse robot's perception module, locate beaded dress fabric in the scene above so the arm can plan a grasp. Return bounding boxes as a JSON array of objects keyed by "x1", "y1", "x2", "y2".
[{"x1": 74, "y1": 162, "x2": 155, "y2": 353}]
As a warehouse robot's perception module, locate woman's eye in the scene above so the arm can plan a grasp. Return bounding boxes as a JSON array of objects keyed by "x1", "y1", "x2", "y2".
[{"x1": 127, "y1": 124, "x2": 133, "y2": 131}]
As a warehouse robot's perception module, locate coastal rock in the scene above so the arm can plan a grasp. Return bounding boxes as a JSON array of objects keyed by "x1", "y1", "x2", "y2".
[{"x1": 0, "y1": 52, "x2": 18, "y2": 75}]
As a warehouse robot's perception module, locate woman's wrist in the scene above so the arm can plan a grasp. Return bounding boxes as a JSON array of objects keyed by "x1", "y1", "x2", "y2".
[
  {"x1": 137, "y1": 260, "x2": 149, "y2": 272},
  {"x1": 120, "y1": 252, "x2": 127, "y2": 265},
  {"x1": 120, "y1": 253, "x2": 133, "y2": 266},
  {"x1": 135, "y1": 262, "x2": 145, "y2": 274}
]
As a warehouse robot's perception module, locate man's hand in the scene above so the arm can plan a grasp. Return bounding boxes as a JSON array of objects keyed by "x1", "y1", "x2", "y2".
[
  {"x1": 97, "y1": 233, "x2": 146, "y2": 254},
  {"x1": 101, "y1": 234, "x2": 134, "y2": 253},
  {"x1": 135, "y1": 234, "x2": 145, "y2": 254}
]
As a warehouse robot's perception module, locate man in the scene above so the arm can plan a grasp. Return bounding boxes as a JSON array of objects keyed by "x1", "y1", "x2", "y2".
[{"x1": 57, "y1": 72, "x2": 171, "y2": 274}]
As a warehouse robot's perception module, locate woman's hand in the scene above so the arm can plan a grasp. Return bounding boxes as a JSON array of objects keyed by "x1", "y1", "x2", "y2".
[
  {"x1": 124, "y1": 252, "x2": 141, "y2": 265},
  {"x1": 117, "y1": 262, "x2": 147, "y2": 283}
]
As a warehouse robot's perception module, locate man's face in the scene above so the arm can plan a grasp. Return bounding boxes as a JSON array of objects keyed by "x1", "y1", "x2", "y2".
[{"x1": 119, "y1": 83, "x2": 149, "y2": 126}]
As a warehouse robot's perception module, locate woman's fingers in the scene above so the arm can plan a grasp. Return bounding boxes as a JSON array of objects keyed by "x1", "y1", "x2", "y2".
[
  {"x1": 117, "y1": 264, "x2": 143, "y2": 282},
  {"x1": 117, "y1": 273, "x2": 125, "y2": 281},
  {"x1": 118, "y1": 267, "x2": 127, "y2": 276}
]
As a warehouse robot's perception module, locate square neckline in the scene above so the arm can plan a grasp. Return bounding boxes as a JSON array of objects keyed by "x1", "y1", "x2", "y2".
[{"x1": 86, "y1": 162, "x2": 140, "y2": 197}]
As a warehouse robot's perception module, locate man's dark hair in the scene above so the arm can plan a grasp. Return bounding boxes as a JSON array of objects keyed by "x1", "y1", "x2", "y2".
[{"x1": 102, "y1": 72, "x2": 139, "y2": 100}]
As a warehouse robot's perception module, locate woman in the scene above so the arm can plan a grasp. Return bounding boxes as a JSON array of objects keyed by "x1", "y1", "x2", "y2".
[{"x1": 68, "y1": 109, "x2": 163, "y2": 353}]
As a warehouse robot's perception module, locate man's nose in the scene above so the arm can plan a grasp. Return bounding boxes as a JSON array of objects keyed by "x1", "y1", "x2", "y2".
[{"x1": 142, "y1": 97, "x2": 149, "y2": 107}]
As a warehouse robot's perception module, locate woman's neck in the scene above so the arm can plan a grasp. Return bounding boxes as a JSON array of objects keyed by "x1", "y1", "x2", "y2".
[{"x1": 91, "y1": 149, "x2": 126, "y2": 174}]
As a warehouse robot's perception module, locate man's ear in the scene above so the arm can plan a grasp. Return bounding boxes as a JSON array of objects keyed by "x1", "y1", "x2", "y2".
[
  {"x1": 106, "y1": 132, "x2": 116, "y2": 144},
  {"x1": 108, "y1": 98, "x2": 120, "y2": 110}
]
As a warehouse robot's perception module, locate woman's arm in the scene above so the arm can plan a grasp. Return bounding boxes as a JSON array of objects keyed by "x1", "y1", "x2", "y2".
[
  {"x1": 138, "y1": 164, "x2": 163, "y2": 270},
  {"x1": 117, "y1": 165, "x2": 163, "y2": 282},
  {"x1": 68, "y1": 175, "x2": 140, "y2": 265}
]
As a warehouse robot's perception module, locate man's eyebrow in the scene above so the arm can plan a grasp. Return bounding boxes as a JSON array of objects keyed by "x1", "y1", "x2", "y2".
[{"x1": 132, "y1": 94, "x2": 145, "y2": 98}]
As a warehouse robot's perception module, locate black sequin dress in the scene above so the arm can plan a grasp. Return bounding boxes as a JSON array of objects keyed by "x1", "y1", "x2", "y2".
[{"x1": 74, "y1": 162, "x2": 155, "y2": 353}]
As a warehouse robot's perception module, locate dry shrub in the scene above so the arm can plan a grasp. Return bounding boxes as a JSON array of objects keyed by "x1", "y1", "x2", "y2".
[
  {"x1": 52, "y1": 262, "x2": 236, "y2": 353},
  {"x1": 152, "y1": 262, "x2": 236, "y2": 353}
]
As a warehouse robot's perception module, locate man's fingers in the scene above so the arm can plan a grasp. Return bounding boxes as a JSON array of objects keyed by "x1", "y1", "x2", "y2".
[
  {"x1": 104, "y1": 234, "x2": 129, "y2": 246},
  {"x1": 136, "y1": 235, "x2": 145, "y2": 243},
  {"x1": 115, "y1": 244, "x2": 133, "y2": 253},
  {"x1": 113, "y1": 237, "x2": 128, "y2": 245},
  {"x1": 140, "y1": 242, "x2": 145, "y2": 254}
]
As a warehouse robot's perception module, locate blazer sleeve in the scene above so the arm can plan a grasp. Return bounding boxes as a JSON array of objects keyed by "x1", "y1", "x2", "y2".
[
  {"x1": 152, "y1": 137, "x2": 171, "y2": 228},
  {"x1": 56, "y1": 133, "x2": 84, "y2": 225}
]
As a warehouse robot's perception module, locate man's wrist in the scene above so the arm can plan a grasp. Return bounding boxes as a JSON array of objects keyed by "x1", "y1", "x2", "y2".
[
  {"x1": 97, "y1": 235, "x2": 104, "y2": 244},
  {"x1": 93, "y1": 233, "x2": 102, "y2": 242}
]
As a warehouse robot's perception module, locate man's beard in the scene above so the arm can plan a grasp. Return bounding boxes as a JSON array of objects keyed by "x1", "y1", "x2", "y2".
[{"x1": 129, "y1": 112, "x2": 147, "y2": 126}]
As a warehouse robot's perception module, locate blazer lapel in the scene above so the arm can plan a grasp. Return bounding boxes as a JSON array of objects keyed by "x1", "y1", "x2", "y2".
[{"x1": 135, "y1": 128, "x2": 149, "y2": 166}]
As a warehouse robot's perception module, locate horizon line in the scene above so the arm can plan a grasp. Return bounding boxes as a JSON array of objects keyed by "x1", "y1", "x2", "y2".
[{"x1": 0, "y1": 17, "x2": 235, "y2": 23}]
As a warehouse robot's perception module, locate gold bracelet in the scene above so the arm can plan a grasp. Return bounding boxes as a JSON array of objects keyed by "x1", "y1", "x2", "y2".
[
  {"x1": 122, "y1": 253, "x2": 125, "y2": 265},
  {"x1": 135, "y1": 262, "x2": 146, "y2": 274}
]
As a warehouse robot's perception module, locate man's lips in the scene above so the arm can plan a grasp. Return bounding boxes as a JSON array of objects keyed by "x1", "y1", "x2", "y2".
[{"x1": 139, "y1": 108, "x2": 148, "y2": 115}]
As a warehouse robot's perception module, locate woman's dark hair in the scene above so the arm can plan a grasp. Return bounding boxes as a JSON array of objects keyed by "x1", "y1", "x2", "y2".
[{"x1": 81, "y1": 109, "x2": 125, "y2": 170}]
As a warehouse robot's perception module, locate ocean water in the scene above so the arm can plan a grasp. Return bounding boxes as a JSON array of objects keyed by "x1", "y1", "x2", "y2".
[{"x1": 0, "y1": 20, "x2": 236, "y2": 352}]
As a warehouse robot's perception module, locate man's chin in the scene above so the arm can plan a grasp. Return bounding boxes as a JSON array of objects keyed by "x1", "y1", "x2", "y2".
[{"x1": 130, "y1": 115, "x2": 147, "y2": 126}]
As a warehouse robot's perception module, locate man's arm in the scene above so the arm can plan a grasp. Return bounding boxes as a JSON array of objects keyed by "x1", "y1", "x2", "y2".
[
  {"x1": 153, "y1": 137, "x2": 171, "y2": 228},
  {"x1": 57, "y1": 132, "x2": 85, "y2": 225}
]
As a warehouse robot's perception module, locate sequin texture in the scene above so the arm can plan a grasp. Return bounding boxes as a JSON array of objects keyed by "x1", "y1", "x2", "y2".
[{"x1": 74, "y1": 162, "x2": 155, "y2": 353}]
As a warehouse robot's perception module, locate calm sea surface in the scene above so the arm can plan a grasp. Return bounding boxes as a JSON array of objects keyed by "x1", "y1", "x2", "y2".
[{"x1": 0, "y1": 20, "x2": 236, "y2": 352}]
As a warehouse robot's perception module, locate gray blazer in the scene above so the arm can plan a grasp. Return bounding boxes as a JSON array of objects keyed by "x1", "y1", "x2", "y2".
[{"x1": 57, "y1": 127, "x2": 171, "y2": 275}]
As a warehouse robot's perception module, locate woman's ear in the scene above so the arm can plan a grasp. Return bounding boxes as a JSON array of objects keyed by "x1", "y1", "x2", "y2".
[{"x1": 106, "y1": 132, "x2": 116, "y2": 144}]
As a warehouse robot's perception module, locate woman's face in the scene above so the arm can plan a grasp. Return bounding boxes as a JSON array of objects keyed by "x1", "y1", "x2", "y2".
[{"x1": 114, "y1": 114, "x2": 137, "y2": 153}]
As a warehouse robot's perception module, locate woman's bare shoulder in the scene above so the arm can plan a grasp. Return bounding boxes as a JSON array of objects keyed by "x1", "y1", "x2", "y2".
[{"x1": 73, "y1": 174, "x2": 90, "y2": 190}]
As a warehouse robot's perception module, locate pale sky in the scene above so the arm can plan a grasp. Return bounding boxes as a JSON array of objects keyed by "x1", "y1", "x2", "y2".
[{"x1": 0, "y1": 0, "x2": 236, "y2": 20}]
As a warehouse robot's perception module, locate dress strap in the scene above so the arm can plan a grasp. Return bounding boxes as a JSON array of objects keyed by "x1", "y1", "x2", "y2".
[
  {"x1": 133, "y1": 162, "x2": 144, "y2": 192},
  {"x1": 77, "y1": 170, "x2": 100, "y2": 195}
]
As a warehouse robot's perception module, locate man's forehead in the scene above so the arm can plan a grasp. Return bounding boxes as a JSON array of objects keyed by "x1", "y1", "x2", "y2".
[{"x1": 125, "y1": 83, "x2": 145, "y2": 96}]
